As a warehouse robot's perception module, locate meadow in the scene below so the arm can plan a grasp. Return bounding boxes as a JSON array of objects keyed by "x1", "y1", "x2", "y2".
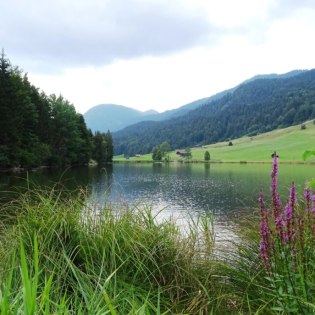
[{"x1": 114, "y1": 120, "x2": 315, "y2": 163}]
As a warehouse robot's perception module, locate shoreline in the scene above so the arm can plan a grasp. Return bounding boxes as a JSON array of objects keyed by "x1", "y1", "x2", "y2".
[{"x1": 113, "y1": 159, "x2": 315, "y2": 165}]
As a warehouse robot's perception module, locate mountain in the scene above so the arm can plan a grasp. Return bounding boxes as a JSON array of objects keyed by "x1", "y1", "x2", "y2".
[
  {"x1": 113, "y1": 69, "x2": 315, "y2": 156},
  {"x1": 84, "y1": 104, "x2": 159, "y2": 132},
  {"x1": 240, "y1": 69, "x2": 307, "y2": 85},
  {"x1": 84, "y1": 90, "x2": 236, "y2": 133},
  {"x1": 85, "y1": 70, "x2": 307, "y2": 134}
]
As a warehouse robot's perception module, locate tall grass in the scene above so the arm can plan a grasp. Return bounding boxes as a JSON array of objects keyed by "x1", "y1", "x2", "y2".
[{"x1": 0, "y1": 187, "x2": 224, "y2": 314}]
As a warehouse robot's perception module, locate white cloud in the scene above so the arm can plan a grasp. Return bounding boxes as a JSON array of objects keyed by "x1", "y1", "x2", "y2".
[{"x1": 2, "y1": 0, "x2": 315, "y2": 113}]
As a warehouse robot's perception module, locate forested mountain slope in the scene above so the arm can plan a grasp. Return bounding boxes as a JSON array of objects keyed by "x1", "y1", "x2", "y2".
[
  {"x1": 85, "y1": 71, "x2": 306, "y2": 134},
  {"x1": 84, "y1": 95, "x2": 228, "y2": 133},
  {"x1": 113, "y1": 69, "x2": 315, "y2": 155}
]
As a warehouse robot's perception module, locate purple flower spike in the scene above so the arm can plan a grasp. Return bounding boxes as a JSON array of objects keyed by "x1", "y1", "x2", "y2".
[
  {"x1": 304, "y1": 187, "x2": 312, "y2": 213},
  {"x1": 312, "y1": 194, "x2": 315, "y2": 215},
  {"x1": 270, "y1": 153, "x2": 282, "y2": 218},
  {"x1": 285, "y1": 183, "x2": 296, "y2": 245},
  {"x1": 275, "y1": 210, "x2": 286, "y2": 243},
  {"x1": 311, "y1": 194, "x2": 315, "y2": 236},
  {"x1": 269, "y1": 153, "x2": 286, "y2": 241},
  {"x1": 259, "y1": 190, "x2": 272, "y2": 269}
]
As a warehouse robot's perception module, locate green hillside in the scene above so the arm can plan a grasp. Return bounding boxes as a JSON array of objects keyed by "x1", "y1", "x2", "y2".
[
  {"x1": 113, "y1": 69, "x2": 315, "y2": 156},
  {"x1": 114, "y1": 120, "x2": 315, "y2": 163}
]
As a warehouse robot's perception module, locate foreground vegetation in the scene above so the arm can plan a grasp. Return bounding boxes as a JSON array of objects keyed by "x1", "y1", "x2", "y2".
[
  {"x1": 1, "y1": 157, "x2": 315, "y2": 314},
  {"x1": 114, "y1": 120, "x2": 315, "y2": 163},
  {"x1": 0, "y1": 188, "x2": 220, "y2": 314}
]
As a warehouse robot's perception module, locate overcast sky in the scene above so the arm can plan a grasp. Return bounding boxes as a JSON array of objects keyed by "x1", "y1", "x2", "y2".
[{"x1": 1, "y1": 0, "x2": 315, "y2": 114}]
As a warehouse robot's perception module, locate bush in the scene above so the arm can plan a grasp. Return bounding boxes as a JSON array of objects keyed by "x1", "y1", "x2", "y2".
[{"x1": 152, "y1": 146, "x2": 162, "y2": 161}]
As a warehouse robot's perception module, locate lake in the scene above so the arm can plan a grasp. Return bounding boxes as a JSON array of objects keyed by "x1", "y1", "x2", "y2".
[{"x1": 1, "y1": 162, "x2": 314, "y2": 239}]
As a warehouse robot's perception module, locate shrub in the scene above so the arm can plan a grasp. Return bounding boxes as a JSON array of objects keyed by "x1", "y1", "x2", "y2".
[{"x1": 204, "y1": 150, "x2": 210, "y2": 161}]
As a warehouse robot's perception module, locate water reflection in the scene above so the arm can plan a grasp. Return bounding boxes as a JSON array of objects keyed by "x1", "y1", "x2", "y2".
[{"x1": 1, "y1": 163, "x2": 314, "y2": 239}]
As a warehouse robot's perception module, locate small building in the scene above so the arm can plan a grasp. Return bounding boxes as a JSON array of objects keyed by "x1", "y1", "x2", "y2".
[{"x1": 176, "y1": 151, "x2": 191, "y2": 157}]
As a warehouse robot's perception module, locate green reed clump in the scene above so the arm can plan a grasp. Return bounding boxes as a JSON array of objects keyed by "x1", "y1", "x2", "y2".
[{"x1": 0, "y1": 187, "x2": 221, "y2": 314}]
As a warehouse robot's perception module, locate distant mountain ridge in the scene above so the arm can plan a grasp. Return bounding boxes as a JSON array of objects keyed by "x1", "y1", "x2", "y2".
[
  {"x1": 112, "y1": 69, "x2": 315, "y2": 155},
  {"x1": 84, "y1": 70, "x2": 307, "y2": 133},
  {"x1": 84, "y1": 104, "x2": 159, "y2": 132}
]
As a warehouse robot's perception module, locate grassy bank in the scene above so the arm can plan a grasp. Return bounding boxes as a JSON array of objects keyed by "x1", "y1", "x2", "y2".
[
  {"x1": 1, "y1": 156, "x2": 315, "y2": 314},
  {"x1": 114, "y1": 120, "x2": 315, "y2": 163},
  {"x1": 0, "y1": 189, "x2": 224, "y2": 314}
]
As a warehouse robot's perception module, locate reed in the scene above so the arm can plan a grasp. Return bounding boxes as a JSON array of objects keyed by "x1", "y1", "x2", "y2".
[{"x1": 0, "y1": 188, "x2": 221, "y2": 314}]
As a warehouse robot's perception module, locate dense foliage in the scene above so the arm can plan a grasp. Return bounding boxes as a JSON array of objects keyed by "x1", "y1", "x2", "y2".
[
  {"x1": 0, "y1": 52, "x2": 112, "y2": 168},
  {"x1": 152, "y1": 140, "x2": 172, "y2": 161},
  {"x1": 92, "y1": 131, "x2": 113, "y2": 165},
  {"x1": 113, "y1": 69, "x2": 315, "y2": 156}
]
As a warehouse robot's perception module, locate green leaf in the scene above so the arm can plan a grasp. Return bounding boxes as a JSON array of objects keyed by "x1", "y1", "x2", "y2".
[
  {"x1": 103, "y1": 290, "x2": 117, "y2": 315},
  {"x1": 306, "y1": 180, "x2": 315, "y2": 188},
  {"x1": 302, "y1": 150, "x2": 315, "y2": 161}
]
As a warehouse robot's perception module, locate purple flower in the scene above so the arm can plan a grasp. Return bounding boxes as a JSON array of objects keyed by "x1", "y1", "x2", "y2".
[
  {"x1": 275, "y1": 210, "x2": 286, "y2": 243},
  {"x1": 304, "y1": 187, "x2": 312, "y2": 213},
  {"x1": 312, "y1": 194, "x2": 315, "y2": 215},
  {"x1": 298, "y1": 214, "x2": 304, "y2": 251},
  {"x1": 269, "y1": 153, "x2": 287, "y2": 242},
  {"x1": 304, "y1": 186, "x2": 312, "y2": 228},
  {"x1": 259, "y1": 191, "x2": 272, "y2": 269},
  {"x1": 285, "y1": 183, "x2": 296, "y2": 245},
  {"x1": 311, "y1": 194, "x2": 315, "y2": 236},
  {"x1": 270, "y1": 154, "x2": 282, "y2": 218}
]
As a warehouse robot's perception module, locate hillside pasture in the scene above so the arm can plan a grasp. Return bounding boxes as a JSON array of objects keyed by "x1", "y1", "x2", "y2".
[{"x1": 114, "y1": 120, "x2": 315, "y2": 163}]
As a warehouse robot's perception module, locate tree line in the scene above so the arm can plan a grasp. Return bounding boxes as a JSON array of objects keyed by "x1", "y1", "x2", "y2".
[
  {"x1": 0, "y1": 51, "x2": 113, "y2": 169},
  {"x1": 113, "y1": 69, "x2": 315, "y2": 156}
]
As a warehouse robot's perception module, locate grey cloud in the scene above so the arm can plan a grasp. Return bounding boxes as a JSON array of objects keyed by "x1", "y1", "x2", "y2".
[{"x1": 0, "y1": 0, "x2": 214, "y2": 72}]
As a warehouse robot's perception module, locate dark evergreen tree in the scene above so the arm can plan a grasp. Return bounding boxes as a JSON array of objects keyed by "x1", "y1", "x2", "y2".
[
  {"x1": 152, "y1": 146, "x2": 162, "y2": 161},
  {"x1": 92, "y1": 131, "x2": 113, "y2": 165},
  {"x1": 0, "y1": 51, "x2": 98, "y2": 169}
]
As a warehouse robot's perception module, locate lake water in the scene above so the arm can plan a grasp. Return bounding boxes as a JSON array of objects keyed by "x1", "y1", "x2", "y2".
[{"x1": 1, "y1": 162, "x2": 314, "y2": 239}]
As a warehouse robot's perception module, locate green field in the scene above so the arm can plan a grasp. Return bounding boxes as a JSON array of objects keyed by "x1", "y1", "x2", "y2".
[{"x1": 114, "y1": 120, "x2": 315, "y2": 163}]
